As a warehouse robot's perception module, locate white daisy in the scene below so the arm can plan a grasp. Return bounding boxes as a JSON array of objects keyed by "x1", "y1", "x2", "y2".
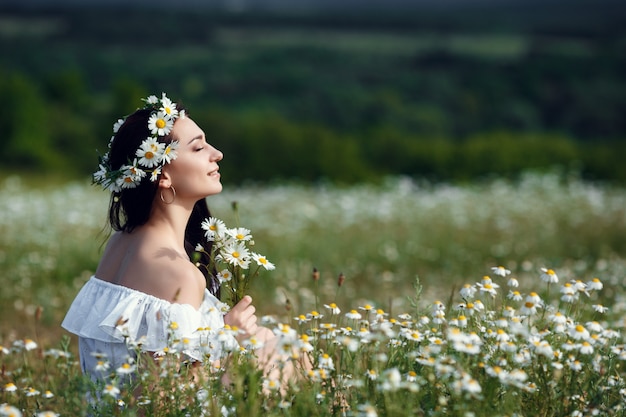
[
  {"x1": 113, "y1": 118, "x2": 125, "y2": 133},
  {"x1": 135, "y1": 137, "x2": 165, "y2": 168},
  {"x1": 252, "y1": 252, "x2": 275, "y2": 270},
  {"x1": 492, "y1": 266, "x2": 511, "y2": 277},
  {"x1": 222, "y1": 242, "x2": 250, "y2": 268},
  {"x1": 161, "y1": 141, "x2": 179, "y2": 164},
  {"x1": 160, "y1": 94, "x2": 179, "y2": 118},
  {"x1": 148, "y1": 111, "x2": 174, "y2": 136},
  {"x1": 540, "y1": 268, "x2": 558, "y2": 283},
  {"x1": 201, "y1": 217, "x2": 227, "y2": 240},
  {"x1": 103, "y1": 384, "x2": 120, "y2": 397}
]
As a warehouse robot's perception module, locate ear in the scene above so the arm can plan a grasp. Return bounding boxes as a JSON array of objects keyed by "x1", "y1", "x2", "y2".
[{"x1": 158, "y1": 168, "x2": 172, "y2": 189}]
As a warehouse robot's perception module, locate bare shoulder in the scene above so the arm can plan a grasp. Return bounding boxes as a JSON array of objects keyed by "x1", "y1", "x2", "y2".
[
  {"x1": 96, "y1": 230, "x2": 207, "y2": 309},
  {"x1": 149, "y1": 257, "x2": 206, "y2": 308}
]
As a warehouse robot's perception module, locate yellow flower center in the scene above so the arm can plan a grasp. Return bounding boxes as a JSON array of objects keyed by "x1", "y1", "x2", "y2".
[
  {"x1": 156, "y1": 118, "x2": 166, "y2": 129},
  {"x1": 232, "y1": 251, "x2": 240, "y2": 258},
  {"x1": 145, "y1": 151, "x2": 154, "y2": 159},
  {"x1": 575, "y1": 325, "x2": 585, "y2": 333}
]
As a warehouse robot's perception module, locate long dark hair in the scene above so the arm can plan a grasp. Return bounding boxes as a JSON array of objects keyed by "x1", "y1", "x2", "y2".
[{"x1": 106, "y1": 106, "x2": 220, "y2": 297}]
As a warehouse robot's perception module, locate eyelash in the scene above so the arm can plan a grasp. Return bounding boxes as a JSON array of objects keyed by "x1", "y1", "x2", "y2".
[{"x1": 195, "y1": 147, "x2": 204, "y2": 152}]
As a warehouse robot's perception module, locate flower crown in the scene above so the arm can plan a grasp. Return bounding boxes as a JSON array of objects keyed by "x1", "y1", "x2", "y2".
[{"x1": 93, "y1": 93, "x2": 184, "y2": 193}]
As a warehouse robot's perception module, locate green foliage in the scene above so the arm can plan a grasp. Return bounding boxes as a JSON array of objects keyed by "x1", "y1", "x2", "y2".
[{"x1": 0, "y1": 7, "x2": 625, "y2": 184}]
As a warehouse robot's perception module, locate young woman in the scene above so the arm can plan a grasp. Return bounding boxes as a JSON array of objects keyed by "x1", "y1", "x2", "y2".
[{"x1": 62, "y1": 94, "x2": 274, "y2": 383}]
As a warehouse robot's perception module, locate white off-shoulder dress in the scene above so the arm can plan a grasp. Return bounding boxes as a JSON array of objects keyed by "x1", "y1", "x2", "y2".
[{"x1": 62, "y1": 276, "x2": 236, "y2": 381}]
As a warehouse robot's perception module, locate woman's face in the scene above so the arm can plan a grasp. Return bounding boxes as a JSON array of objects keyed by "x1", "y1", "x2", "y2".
[{"x1": 163, "y1": 115, "x2": 223, "y2": 200}]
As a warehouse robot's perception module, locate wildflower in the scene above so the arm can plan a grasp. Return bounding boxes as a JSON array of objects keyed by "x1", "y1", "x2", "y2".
[
  {"x1": 4, "y1": 383, "x2": 17, "y2": 392},
  {"x1": 135, "y1": 137, "x2": 165, "y2": 168},
  {"x1": 94, "y1": 360, "x2": 110, "y2": 372},
  {"x1": 507, "y1": 290, "x2": 523, "y2": 301},
  {"x1": 24, "y1": 339, "x2": 37, "y2": 351},
  {"x1": 116, "y1": 362, "x2": 136, "y2": 375},
  {"x1": 148, "y1": 111, "x2": 174, "y2": 136},
  {"x1": 222, "y1": 242, "x2": 250, "y2": 268},
  {"x1": 345, "y1": 309, "x2": 362, "y2": 320},
  {"x1": 460, "y1": 284, "x2": 477, "y2": 299},
  {"x1": 586, "y1": 321, "x2": 604, "y2": 333},
  {"x1": 251, "y1": 253, "x2": 275, "y2": 270},
  {"x1": 593, "y1": 304, "x2": 609, "y2": 314},
  {"x1": 36, "y1": 413, "x2": 59, "y2": 417},
  {"x1": 568, "y1": 359, "x2": 583, "y2": 372},
  {"x1": 274, "y1": 323, "x2": 298, "y2": 340},
  {"x1": 540, "y1": 268, "x2": 559, "y2": 283},
  {"x1": 227, "y1": 227, "x2": 252, "y2": 242},
  {"x1": 495, "y1": 329, "x2": 510, "y2": 342},
  {"x1": 457, "y1": 373, "x2": 482, "y2": 395},
  {"x1": 492, "y1": 266, "x2": 511, "y2": 277},
  {"x1": 306, "y1": 310, "x2": 323, "y2": 320},
  {"x1": 477, "y1": 276, "x2": 499, "y2": 297},
  {"x1": 324, "y1": 303, "x2": 341, "y2": 315},
  {"x1": 216, "y1": 269, "x2": 233, "y2": 283},
  {"x1": 242, "y1": 336, "x2": 264, "y2": 350},
  {"x1": 318, "y1": 353, "x2": 335, "y2": 370},
  {"x1": 262, "y1": 378, "x2": 280, "y2": 392},
  {"x1": 278, "y1": 400, "x2": 291, "y2": 409},
  {"x1": 533, "y1": 340, "x2": 554, "y2": 358},
  {"x1": 159, "y1": 94, "x2": 179, "y2": 118},
  {"x1": 0, "y1": 404, "x2": 22, "y2": 417},
  {"x1": 507, "y1": 277, "x2": 519, "y2": 287},
  {"x1": 359, "y1": 304, "x2": 375, "y2": 312},
  {"x1": 560, "y1": 283, "x2": 578, "y2": 303},
  {"x1": 43, "y1": 390, "x2": 54, "y2": 399},
  {"x1": 294, "y1": 314, "x2": 310, "y2": 324},
  {"x1": 526, "y1": 292, "x2": 542, "y2": 305},
  {"x1": 402, "y1": 330, "x2": 423, "y2": 342},
  {"x1": 579, "y1": 341, "x2": 594, "y2": 355},
  {"x1": 298, "y1": 334, "x2": 314, "y2": 352},
  {"x1": 103, "y1": 384, "x2": 120, "y2": 397},
  {"x1": 520, "y1": 301, "x2": 538, "y2": 316},
  {"x1": 374, "y1": 309, "x2": 388, "y2": 320},
  {"x1": 25, "y1": 387, "x2": 40, "y2": 397},
  {"x1": 201, "y1": 217, "x2": 227, "y2": 240},
  {"x1": 365, "y1": 369, "x2": 378, "y2": 381},
  {"x1": 586, "y1": 277, "x2": 603, "y2": 291},
  {"x1": 569, "y1": 324, "x2": 590, "y2": 341}
]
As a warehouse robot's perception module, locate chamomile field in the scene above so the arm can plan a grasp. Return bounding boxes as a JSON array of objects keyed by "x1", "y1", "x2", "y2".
[{"x1": 2, "y1": 172, "x2": 626, "y2": 416}]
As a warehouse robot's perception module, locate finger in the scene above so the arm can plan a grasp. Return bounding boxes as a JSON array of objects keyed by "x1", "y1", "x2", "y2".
[{"x1": 231, "y1": 295, "x2": 253, "y2": 313}]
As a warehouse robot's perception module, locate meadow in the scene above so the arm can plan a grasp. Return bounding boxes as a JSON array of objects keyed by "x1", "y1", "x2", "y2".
[{"x1": 2, "y1": 172, "x2": 626, "y2": 415}]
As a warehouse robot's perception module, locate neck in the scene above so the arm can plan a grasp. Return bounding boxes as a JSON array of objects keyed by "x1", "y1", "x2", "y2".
[{"x1": 144, "y1": 197, "x2": 196, "y2": 253}]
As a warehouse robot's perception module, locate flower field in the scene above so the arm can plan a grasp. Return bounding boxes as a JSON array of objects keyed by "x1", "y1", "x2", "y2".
[{"x1": 2, "y1": 172, "x2": 626, "y2": 416}]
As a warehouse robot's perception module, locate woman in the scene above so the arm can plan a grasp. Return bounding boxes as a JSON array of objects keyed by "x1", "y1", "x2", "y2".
[{"x1": 62, "y1": 94, "x2": 270, "y2": 384}]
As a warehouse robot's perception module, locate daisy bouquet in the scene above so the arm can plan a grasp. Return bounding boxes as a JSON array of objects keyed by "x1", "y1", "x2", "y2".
[{"x1": 197, "y1": 216, "x2": 275, "y2": 307}]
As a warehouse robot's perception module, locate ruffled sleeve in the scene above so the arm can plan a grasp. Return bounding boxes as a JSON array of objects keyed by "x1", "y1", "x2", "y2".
[{"x1": 62, "y1": 276, "x2": 237, "y2": 362}]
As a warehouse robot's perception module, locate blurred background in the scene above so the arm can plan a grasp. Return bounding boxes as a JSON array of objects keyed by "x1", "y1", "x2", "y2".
[
  {"x1": 2, "y1": 0, "x2": 626, "y2": 186},
  {"x1": 2, "y1": 0, "x2": 626, "y2": 344}
]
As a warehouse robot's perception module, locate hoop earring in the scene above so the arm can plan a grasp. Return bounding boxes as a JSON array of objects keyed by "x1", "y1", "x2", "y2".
[{"x1": 160, "y1": 185, "x2": 176, "y2": 204}]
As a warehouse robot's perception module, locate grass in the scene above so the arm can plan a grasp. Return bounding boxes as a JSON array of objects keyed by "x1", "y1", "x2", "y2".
[{"x1": 2, "y1": 171, "x2": 626, "y2": 415}]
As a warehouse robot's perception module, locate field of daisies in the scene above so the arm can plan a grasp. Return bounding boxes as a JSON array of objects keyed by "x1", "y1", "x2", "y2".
[{"x1": 2, "y1": 172, "x2": 626, "y2": 416}]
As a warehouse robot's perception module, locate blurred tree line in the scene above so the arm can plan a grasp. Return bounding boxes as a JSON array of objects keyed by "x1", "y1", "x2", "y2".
[{"x1": 1, "y1": 4, "x2": 625, "y2": 184}]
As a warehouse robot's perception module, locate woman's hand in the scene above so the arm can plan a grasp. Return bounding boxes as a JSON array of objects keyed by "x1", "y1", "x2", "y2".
[{"x1": 224, "y1": 295, "x2": 258, "y2": 342}]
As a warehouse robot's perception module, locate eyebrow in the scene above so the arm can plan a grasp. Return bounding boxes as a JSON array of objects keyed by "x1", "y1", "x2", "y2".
[{"x1": 187, "y1": 135, "x2": 204, "y2": 145}]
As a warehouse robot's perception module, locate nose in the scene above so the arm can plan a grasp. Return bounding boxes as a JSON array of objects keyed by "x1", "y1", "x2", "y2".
[{"x1": 212, "y1": 148, "x2": 223, "y2": 162}]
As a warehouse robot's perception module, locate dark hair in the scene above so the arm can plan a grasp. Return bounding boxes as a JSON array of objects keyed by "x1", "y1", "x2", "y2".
[{"x1": 106, "y1": 106, "x2": 220, "y2": 297}]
